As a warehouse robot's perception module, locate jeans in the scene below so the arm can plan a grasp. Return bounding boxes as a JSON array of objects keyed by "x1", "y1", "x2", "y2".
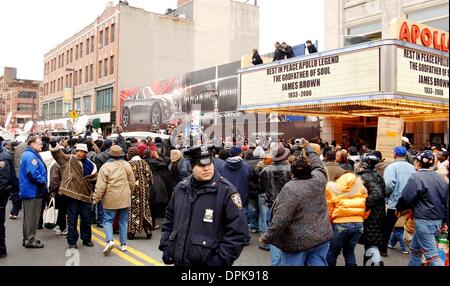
[
  {"x1": 91, "y1": 202, "x2": 104, "y2": 225},
  {"x1": 258, "y1": 194, "x2": 270, "y2": 234},
  {"x1": 247, "y1": 197, "x2": 259, "y2": 231},
  {"x1": 327, "y1": 222, "x2": 363, "y2": 266},
  {"x1": 281, "y1": 241, "x2": 330, "y2": 266},
  {"x1": 265, "y1": 209, "x2": 282, "y2": 265},
  {"x1": 243, "y1": 206, "x2": 251, "y2": 242},
  {"x1": 66, "y1": 198, "x2": 92, "y2": 245},
  {"x1": 103, "y1": 208, "x2": 129, "y2": 245},
  {"x1": 10, "y1": 190, "x2": 22, "y2": 216},
  {"x1": 389, "y1": 227, "x2": 407, "y2": 251},
  {"x1": 381, "y1": 209, "x2": 399, "y2": 254},
  {"x1": 0, "y1": 193, "x2": 8, "y2": 255},
  {"x1": 55, "y1": 195, "x2": 69, "y2": 231},
  {"x1": 409, "y1": 219, "x2": 444, "y2": 266}
]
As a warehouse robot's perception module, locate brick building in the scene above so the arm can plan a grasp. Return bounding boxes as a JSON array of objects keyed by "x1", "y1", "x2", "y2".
[
  {"x1": 0, "y1": 67, "x2": 41, "y2": 133},
  {"x1": 41, "y1": 0, "x2": 259, "y2": 135}
]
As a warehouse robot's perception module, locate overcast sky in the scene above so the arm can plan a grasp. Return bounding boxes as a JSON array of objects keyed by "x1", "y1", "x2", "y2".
[{"x1": 0, "y1": 0, "x2": 324, "y2": 80}]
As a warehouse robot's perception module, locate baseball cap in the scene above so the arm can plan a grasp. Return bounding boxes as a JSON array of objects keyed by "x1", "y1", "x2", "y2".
[{"x1": 394, "y1": 146, "x2": 407, "y2": 157}]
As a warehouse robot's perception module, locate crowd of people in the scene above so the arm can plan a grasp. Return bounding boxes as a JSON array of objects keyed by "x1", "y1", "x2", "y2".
[{"x1": 0, "y1": 129, "x2": 448, "y2": 267}]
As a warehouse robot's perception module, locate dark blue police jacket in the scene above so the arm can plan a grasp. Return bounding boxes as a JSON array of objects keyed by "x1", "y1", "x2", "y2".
[{"x1": 159, "y1": 172, "x2": 248, "y2": 266}]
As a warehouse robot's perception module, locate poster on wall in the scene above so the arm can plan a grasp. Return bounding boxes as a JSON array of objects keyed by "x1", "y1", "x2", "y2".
[
  {"x1": 375, "y1": 117, "x2": 405, "y2": 161},
  {"x1": 119, "y1": 61, "x2": 240, "y2": 130}
]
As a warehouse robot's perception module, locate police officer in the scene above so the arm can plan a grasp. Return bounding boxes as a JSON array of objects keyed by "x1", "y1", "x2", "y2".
[{"x1": 159, "y1": 145, "x2": 248, "y2": 266}]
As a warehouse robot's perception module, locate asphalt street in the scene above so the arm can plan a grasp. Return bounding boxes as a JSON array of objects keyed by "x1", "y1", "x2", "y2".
[{"x1": 0, "y1": 202, "x2": 409, "y2": 266}]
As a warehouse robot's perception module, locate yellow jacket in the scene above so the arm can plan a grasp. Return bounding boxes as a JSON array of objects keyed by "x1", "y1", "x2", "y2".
[{"x1": 326, "y1": 173, "x2": 368, "y2": 224}]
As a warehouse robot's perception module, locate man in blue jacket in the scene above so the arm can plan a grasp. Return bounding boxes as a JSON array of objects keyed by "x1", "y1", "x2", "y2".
[
  {"x1": 221, "y1": 146, "x2": 253, "y2": 244},
  {"x1": 396, "y1": 150, "x2": 448, "y2": 266},
  {"x1": 381, "y1": 146, "x2": 416, "y2": 256},
  {"x1": 19, "y1": 136, "x2": 48, "y2": 248},
  {"x1": 159, "y1": 145, "x2": 248, "y2": 266}
]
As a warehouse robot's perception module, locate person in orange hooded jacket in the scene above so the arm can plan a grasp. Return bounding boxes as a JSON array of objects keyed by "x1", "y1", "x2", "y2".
[{"x1": 326, "y1": 172, "x2": 368, "y2": 266}]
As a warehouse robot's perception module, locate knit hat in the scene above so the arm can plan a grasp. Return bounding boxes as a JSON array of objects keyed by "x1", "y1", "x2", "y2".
[
  {"x1": 394, "y1": 146, "x2": 407, "y2": 157},
  {"x1": 127, "y1": 147, "x2": 140, "y2": 160},
  {"x1": 103, "y1": 139, "x2": 113, "y2": 150},
  {"x1": 137, "y1": 143, "x2": 147, "y2": 157},
  {"x1": 229, "y1": 146, "x2": 242, "y2": 157},
  {"x1": 253, "y1": 146, "x2": 265, "y2": 158},
  {"x1": 170, "y1": 150, "x2": 183, "y2": 162}
]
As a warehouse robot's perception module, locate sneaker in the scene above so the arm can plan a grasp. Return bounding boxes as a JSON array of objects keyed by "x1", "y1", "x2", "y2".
[
  {"x1": 402, "y1": 250, "x2": 409, "y2": 254},
  {"x1": 387, "y1": 244, "x2": 394, "y2": 249},
  {"x1": 120, "y1": 244, "x2": 128, "y2": 252},
  {"x1": 9, "y1": 215, "x2": 18, "y2": 220},
  {"x1": 60, "y1": 229, "x2": 68, "y2": 236},
  {"x1": 250, "y1": 229, "x2": 258, "y2": 233},
  {"x1": 103, "y1": 241, "x2": 115, "y2": 255},
  {"x1": 52, "y1": 226, "x2": 61, "y2": 233}
]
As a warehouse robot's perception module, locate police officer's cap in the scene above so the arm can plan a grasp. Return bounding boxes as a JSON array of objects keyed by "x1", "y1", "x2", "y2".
[{"x1": 185, "y1": 145, "x2": 213, "y2": 166}]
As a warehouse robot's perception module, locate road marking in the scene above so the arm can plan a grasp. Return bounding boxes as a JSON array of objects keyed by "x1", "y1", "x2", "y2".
[
  {"x1": 90, "y1": 234, "x2": 145, "y2": 266},
  {"x1": 91, "y1": 226, "x2": 164, "y2": 266}
]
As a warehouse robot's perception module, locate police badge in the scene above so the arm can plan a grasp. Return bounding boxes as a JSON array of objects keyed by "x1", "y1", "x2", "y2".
[{"x1": 231, "y1": 193, "x2": 242, "y2": 209}]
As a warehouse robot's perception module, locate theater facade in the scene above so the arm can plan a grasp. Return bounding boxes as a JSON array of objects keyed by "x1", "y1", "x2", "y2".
[{"x1": 238, "y1": 19, "x2": 448, "y2": 151}]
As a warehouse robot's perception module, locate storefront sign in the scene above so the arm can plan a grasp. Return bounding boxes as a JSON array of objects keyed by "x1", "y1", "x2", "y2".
[
  {"x1": 240, "y1": 48, "x2": 380, "y2": 106},
  {"x1": 390, "y1": 18, "x2": 449, "y2": 52},
  {"x1": 397, "y1": 47, "x2": 449, "y2": 99},
  {"x1": 375, "y1": 117, "x2": 404, "y2": 161}
]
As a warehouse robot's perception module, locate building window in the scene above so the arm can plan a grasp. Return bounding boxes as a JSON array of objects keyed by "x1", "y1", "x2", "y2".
[
  {"x1": 96, "y1": 88, "x2": 113, "y2": 113},
  {"x1": 80, "y1": 43, "x2": 83, "y2": 59},
  {"x1": 104, "y1": 58, "x2": 108, "y2": 77},
  {"x1": 90, "y1": 64, "x2": 94, "y2": 81},
  {"x1": 65, "y1": 75, "x2": 68, "y2": 87},
  {"x1": 110, "y1": 56, "x2": 114, "y2": 75},
  {"x1": 76, "y1": 44, "x2": 79, "y2": 60},
  {"x1": 85, "y1": 66, "x2": 89, "y2": 83},
  {"x1": 56, "y1": 100, "x2": 63, "y2": 117},
  {"x1": 79, "y1": 69, "x2": 82, "y2": 85},
  {"x1": 98, "y1": 60, "x2": 103, "y2": 78},
  {"x1": 111, "y1": 23, "x2": 115, "y2": 43},
  {"x1": 17, "y1": 118, "x2": 27, "y2": 124},
  {"x1": 83, "y1": 96, "x2": 92, "y2": 114},
  {"x1": 58, "y1": 55, "x2": 61, "y2": 69},
  {"x1": 70, "y1": 48, "x2": 73, "y2": 63},
  {"x1": 74, "y1": 98, "x2": 81, "y2": 113},
  {"x1": 86, "y1": 38, "x2": 90, "y2": 55},
  {"x1": 91, "y1": 35, "x2": 94, "y2": 52},
  {"x1": 17, "y1": 103, "x2": 34, "y2": 112},
  {"x1": 99, "y1": 30, "x2": 103, "y2": 48},
  {"x1": 62, "y1": 53, "x2": 64, "y2": 67},
  {"x1": 18, "y1": 91, "x2": 37, "y2": 99},
  {"x1": 42, "y1": 103, "x2": 49, "y2": 119},
  {"x1": 66, "y1": 51, "x2": 69, "y2": 65},
  {"x1": 105, "y1": 27, "x2": 109, "y2": 46},
  {"x1": 69, "y1": 73, "x2": 73, "y2": 87},
  {"x1": 74, "y1": 71, "x2": 78, "y2": 86}
]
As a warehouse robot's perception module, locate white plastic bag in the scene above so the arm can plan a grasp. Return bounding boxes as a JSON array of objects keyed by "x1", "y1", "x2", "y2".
[{"x1": 43, "y1": 197, "x2": 59, "y2": 230}]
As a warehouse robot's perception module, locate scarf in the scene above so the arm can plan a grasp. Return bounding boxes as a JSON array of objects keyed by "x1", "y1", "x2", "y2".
[{"x1": 81, "y1": 158, "x2": 94, "y2": 177}]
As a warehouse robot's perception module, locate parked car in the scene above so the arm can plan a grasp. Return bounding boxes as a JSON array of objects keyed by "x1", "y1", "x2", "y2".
[{"x1": 122, "y1": 87, "x2": 182, "y2": 128}]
